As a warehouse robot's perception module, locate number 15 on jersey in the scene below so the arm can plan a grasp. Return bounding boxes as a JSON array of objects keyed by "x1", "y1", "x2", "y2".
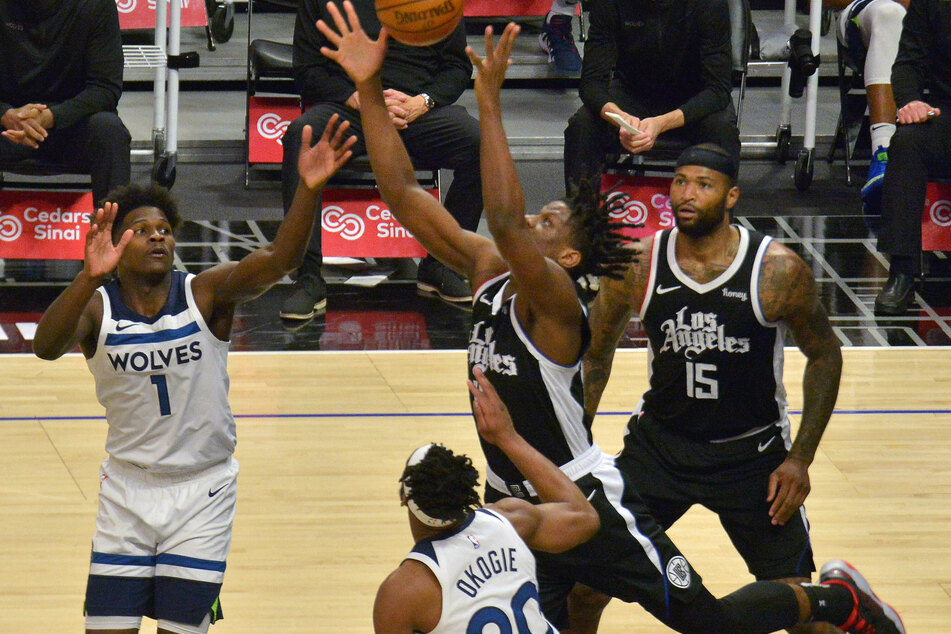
[{"x1": 685, "y1": 361, "x2": 718, "y2": 399}]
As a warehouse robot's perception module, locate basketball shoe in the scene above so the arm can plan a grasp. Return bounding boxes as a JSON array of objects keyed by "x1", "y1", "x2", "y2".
[
  {"x1": 819, "y1": 559, "x2": 905, "y2": 634},
  {"x1": 540, "y1": 14, "x2": 582, "y2": 75},
  {"x1": 860, "y1": 145, "x2": 888, "y2": 214}
]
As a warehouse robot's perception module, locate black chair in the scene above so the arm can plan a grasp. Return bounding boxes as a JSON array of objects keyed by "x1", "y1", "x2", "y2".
[
  {"x1": 0, "y1": 159, "x2": 91, "y2": 193},
  {"x1": 602, "y1": 0, "x2": 752, "y2": 177},
  {"x1": 826, "y1": 36, "x2": 871, "y2": 185}
]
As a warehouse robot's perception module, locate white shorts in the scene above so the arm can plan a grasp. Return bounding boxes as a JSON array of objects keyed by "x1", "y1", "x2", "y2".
[{"x1": 84, "y1": 456, "x2": 239, "y2": 628}]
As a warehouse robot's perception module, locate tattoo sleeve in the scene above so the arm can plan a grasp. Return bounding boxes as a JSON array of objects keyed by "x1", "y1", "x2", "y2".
[{"x1": 761, "y1": 247, "x2": 843, "y2": 464}]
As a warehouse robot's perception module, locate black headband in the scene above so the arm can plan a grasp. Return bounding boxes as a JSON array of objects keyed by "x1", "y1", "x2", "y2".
[{"x1": 675, "y1": 145, "x2": 738, "y2": 181}]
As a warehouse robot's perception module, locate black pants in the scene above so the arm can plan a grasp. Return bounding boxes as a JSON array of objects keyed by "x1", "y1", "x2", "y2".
[
  {"x1": 0, "y1": 111, "x2": 131, "y2": 206},
  {"x1": 563, "y1": 83, "x2": 740, "y2": 194},
  {"x1": 281, "y1": 102, "x2": 483, "y2": 278},
  {"x1": 877, "y1": 113, "x2": 951, "y2": 261}
]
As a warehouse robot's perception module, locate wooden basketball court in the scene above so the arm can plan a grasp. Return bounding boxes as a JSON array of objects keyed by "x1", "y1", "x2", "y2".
[{"x1": 2, "y1": 347, "x2": 949, "y2": 632}]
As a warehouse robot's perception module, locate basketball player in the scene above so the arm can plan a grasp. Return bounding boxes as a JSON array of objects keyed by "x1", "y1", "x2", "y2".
[
  {"x1": 31, "y1": 117, "x2": 356, "y2": 634},
  {"x1": 567, "y1": 143, "x2": 851, "y2": 633},
  {"x1": 375, "y1": 367, "x2": 600, "y2": 632},
  {"x1": 319, "y1": 6, "x2": 905, "y2": 633}
]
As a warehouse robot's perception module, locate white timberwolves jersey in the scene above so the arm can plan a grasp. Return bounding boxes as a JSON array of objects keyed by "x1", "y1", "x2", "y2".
[
  {"x1": 86, "y1": 271, "x2": 235, "y2": 473},
  {"x1": 405, "y1": 508, "x2": 556, "y2": 633}
]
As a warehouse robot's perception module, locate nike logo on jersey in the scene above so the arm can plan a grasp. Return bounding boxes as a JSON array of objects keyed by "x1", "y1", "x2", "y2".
[
  {"x1": 757, "y1": 437, "x2": 777, "y2": 452},
  {"x1": 656, "y1": 285, "x2": 682, "y2": 295},
  {"x1": 209, "y1": 484, "x2": 227, "y2": 497},
  {"x1": 115, "y1": 321, "x2": 139, "y2": 331}
]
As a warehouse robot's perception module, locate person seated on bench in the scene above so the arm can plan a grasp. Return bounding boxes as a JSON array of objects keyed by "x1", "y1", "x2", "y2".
[
  {"x1": 826, "y1": 0, "x2": 908, "y2": 213},
  {"x1": 873, "y1": 0, "x2": 951, "y2": 315},
  {"x1": 280, "y1": 0, "x2": 482, "y2": 319},
  {"x1": 0, "y1": 0, "x2": 131, "y2": 205},
  {"x1": 562, "y1": 0, "x2": 740, "y2": 195}
]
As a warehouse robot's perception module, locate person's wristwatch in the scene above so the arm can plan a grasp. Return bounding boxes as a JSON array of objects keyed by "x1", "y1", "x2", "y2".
[{"x1": 420, "y1": 93, "x2": 436, "y2": 110}]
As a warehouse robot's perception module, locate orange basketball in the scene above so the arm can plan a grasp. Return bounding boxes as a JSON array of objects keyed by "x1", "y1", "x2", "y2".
[{"x1": 375, "y1": 0, "x2": 463, "y2": 46}]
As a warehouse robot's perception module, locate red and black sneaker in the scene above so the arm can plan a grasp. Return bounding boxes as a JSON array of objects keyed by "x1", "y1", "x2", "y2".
[{"x1": 819, "y1": 559, "x2": 906, "y2": 634}]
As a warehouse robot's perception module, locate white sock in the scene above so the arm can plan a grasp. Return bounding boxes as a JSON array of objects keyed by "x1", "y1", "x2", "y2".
[
  {"x1": 870, "y1": 123, "x2": 895, "y2": 152},
  {"x1": 548, "y1": 0, "x2": 576, "y2": 19}
]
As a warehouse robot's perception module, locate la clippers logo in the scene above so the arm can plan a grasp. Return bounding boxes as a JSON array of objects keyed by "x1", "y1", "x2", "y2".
[
  {"x1": 257, "y1": 113, "x2": 290, "y2": 146},
  {"x1": 930, "y1": 199, "x2": 951, "y2": 227},
  {"x1": 322, "y1": 206, "x2": 365, "y2": 240},
  {"x1": 607, "y1": 192, "x2": 649, "y2": 225},
  {"x1": 115, "y1": 0, "x2": 136, "y2": 13},
  {"x1": 0, "y1": 214, "x2": 23, "y2": 242}
]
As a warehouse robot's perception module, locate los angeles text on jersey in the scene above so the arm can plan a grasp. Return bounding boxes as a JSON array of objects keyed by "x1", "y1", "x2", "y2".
[
  {"x1": 454, "y1": 546, "x2": 520, "y2": 598},
  {"x1": 107, "y1": 341, "x2": 203, "y2": 372},
  {"x1": 468, "y1": 321, "x2": 518, "y2": 376},
  {"x1": 660, "y1": 307, "x2": 750, "y2": 358}
]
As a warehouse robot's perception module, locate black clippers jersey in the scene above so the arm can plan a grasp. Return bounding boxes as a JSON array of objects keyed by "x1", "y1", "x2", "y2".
[
  {"x1": 468, "y1": 273, "x2": 594, "y2": 489},
  {"x1": 638, "y1": 227, "x2": 789, "y2": 441}
]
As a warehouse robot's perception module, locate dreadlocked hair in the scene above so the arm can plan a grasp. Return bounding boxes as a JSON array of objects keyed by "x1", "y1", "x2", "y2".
[
  {"x1": 564, "y1": 176, "x2": 640, "y2": 281},
  {"x1": 400, "y1": 444, "x2": 481, "y2": 524}
]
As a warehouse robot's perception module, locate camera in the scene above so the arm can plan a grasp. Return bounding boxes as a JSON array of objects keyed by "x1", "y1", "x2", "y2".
[{"x1": 787, "y1": 28, "x2": 820, "y2": 98}]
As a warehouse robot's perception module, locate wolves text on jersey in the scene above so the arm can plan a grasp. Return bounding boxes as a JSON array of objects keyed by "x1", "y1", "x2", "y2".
[
  {"x1": 468, "y1": 321, "x2": 518, "y2": 376},
  {"x1": 659, "y1": 307, "x2": 750, "y2": 359},
  {"x1": 107, "y1": 341, "x2": 203, "y2": 372}
]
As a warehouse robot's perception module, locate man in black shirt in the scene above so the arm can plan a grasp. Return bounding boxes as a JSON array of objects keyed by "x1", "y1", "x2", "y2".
[
  {"x1": 0, "y1": 0, "x2": 130, "y2": 205},
  {"x1": 873, "y1": 0, "x2": 951, "y2": 315},
  {"x1": 279, "y1": 0, "x2": 481, "y2": 319},
  {"x1": 562, "y1": 0, "x2": 740, "y2": 193}
]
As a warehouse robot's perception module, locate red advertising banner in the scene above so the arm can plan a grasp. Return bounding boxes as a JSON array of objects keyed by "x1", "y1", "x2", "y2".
[
  {"x1": 0, "y1": 191, "x2": 94, "y2": 260},
  {"x1": 321, "y1": 189, "x2": 429, "y2": 258},
  {"x1": 922, "y1": 181, "x2": 951, "y2": 252},
  {"x1": 600, "y1": 174, "x2": 675, "y2": 239},
  {"x1": 248, "y1": 96, "x2": 300, "y2": 164},
  {"x1": 115, "y1": 0, "x2": 207, "y2": 30},
  {"x1": 464, "y1": 0, "x2": 577, "y2": 16}
]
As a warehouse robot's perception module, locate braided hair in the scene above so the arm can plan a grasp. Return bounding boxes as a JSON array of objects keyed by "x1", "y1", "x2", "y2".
[
  {"x1": 564, "y1": 176, "x2": 640, "y2": 281},
  {"x1": 400, "y1": 444, "x2": 481, "y2": 525}
]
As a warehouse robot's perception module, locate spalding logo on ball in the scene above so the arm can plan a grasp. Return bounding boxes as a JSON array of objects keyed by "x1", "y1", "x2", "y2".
[{"x1": 375, "y1": 0, "x2": 463, "y2": 46}]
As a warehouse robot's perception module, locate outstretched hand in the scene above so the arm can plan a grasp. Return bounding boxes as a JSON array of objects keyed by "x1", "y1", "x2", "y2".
[
  {"x1": 468, "y1": 366, "x2": 518, "y2": 448},
  {"x1": 466, "y1": 23, "x2": 520, "y2": 103},
  {"x1": 317, "y1": 0, "x2": 387, "y2": 85},
  {"x1": 84, "y1": 203, "x2": 132, "y2": 279},
  {"x1": 297, "y1": 114, "x2": 358, "y2": 191}
]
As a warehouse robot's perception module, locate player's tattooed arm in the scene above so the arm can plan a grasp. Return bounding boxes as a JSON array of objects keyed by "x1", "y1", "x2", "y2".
[
  {"x1": 760, "y1": 242, "x2": 842, "y2": 524},
  {"x1": 583, "y1": 238, "x2": 651, "y2": 418}
]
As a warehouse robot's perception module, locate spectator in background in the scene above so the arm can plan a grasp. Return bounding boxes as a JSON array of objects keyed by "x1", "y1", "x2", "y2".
[
  {"x1": 0, "y1": 0, "x2": 131, "y2": 206},
  {"x1": 280, "y1": 0, "x2": 481, "y2": 320},
  {"x1": 563, "y1": 0, "x2": 740, "y2": 195},
  {"x1": 873, "y1": 0, "x2": 951, "y2": 315},
  {"x1": 826, "y1": 0, "x2": 908, "y2": 213}
]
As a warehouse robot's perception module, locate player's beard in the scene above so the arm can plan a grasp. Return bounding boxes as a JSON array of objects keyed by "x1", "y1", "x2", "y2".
[{"x1": 674, "y1": 199, "x2": 728, "y2": 238}]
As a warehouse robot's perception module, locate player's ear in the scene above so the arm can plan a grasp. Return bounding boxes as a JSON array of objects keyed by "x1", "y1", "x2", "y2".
[{"x1": 557, "y1": 246, "x2": 581, "y2": 271}]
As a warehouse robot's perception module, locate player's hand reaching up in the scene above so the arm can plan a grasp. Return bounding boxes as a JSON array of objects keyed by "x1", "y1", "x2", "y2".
[
  {"x1": 317, "y1": 1, "x2": 388, "y2": 85},
  {"x1": 468, "y1": 366, "x2": 518, "y2": 448},
  {"x1": 297, "y1": 114, "x2": 357, "y2": 192},
  {"x1": 466, "y1": 23, "x2": 520, "y2": 104},
  {"x1": 84, "y1": 202, "x2": 132, "y2": 279}
]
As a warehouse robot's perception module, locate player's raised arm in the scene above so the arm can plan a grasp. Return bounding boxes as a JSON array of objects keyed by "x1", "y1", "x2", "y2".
[
  {"x1": 467, "y1": 24, "x2": 581, "y2": 323},
  {"x1": 468, "y1": 368, "x2": 600, "y2": 552},
  {"x1": 33, "y1": 202, "x2": 132, "y2": 360},
  {"x1": 194, "y1": 116, "x2": 356, "y2": 307},
  {"x1": 317, "y1": 1, "x2": 501, "y2": 284}
]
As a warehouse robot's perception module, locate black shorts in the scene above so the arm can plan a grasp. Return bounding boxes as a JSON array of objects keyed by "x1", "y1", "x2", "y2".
[
  {"x1": 618, "y1": 412, "x2": 816, "y2": 581},
  {"x1": 485, "y1": 454, "x2": 716, "y2": 631}
]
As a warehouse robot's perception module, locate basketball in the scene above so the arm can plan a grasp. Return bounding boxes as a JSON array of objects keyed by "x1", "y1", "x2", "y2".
[{"x1": 375, "y1": 0, "x2": 463, "y2": 47}]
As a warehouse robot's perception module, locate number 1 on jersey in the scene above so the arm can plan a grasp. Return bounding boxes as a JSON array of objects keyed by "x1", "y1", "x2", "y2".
[
  {"x1": 150, "y1": 374, "x2": 172, "y2": 416},
  {"x1": 685, "y1": 361, "x2": 718, "y2": 399}
]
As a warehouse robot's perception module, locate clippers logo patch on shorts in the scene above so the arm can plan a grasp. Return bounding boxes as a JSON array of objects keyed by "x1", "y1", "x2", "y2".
[{"x1": 666, "y1": 555, "x2": 692, "y2": 589}]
